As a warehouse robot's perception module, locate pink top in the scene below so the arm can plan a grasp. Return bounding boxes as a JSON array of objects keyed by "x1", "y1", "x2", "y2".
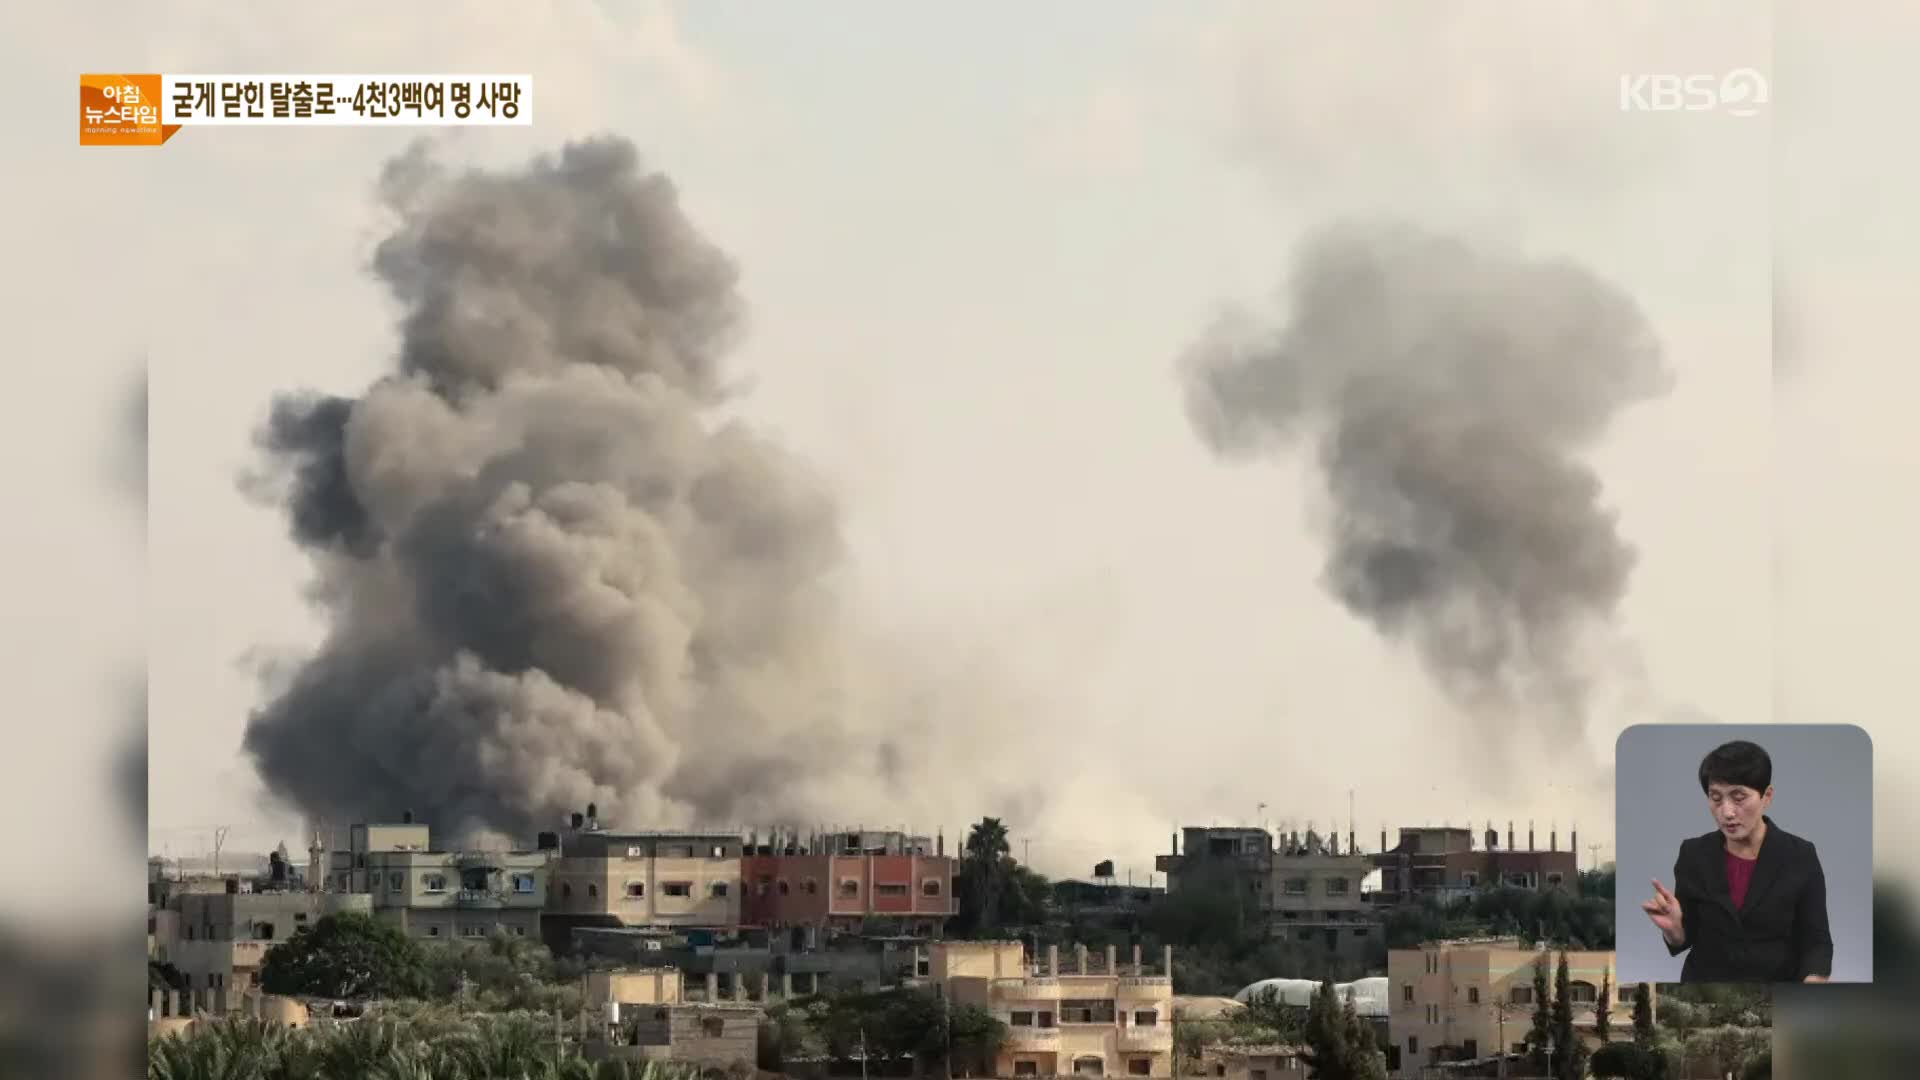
[{"x1": 1726, "y1": 851, "x2": 1757, "y2": 909}]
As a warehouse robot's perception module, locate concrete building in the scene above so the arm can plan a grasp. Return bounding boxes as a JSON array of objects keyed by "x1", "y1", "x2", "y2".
[
  {"x1": 1385, "y1": 939, "x2": 1653, "y2": 1079},
  {"x1": 931, "y1": 940, "x2": 1177, "y2": 1078},
  {"x1": 330, "y1": 818, "x2": 550, "y2": 941},
  {"x1": 585, "y1": 967, "x2": 685, "y2": 1009},
  {"x1": 1156, "y1": 828, "x2": 1275, "y2": 907},
  {"x1": 1268, "y1": 832, "x2": 1383, "y2": 963},
  {"x1": 740, "y1": 827, "x2": 958, "y2": 938},
  {"x1": 1198, "y1": 1044, "x2": 1309, "y2": 1080},
  {"x1": 1370, "y1": 825, "x2": 1578, "y2": 907},
  {"x1": 585, "y1": 1001, "x2": 764, "y2": 1070},
  {"x1": 543, "y1": 819, "x2": 745, "y2": 953},
  {"x1": 161, "y1": 884, "x2": 372, "y2": 996}
]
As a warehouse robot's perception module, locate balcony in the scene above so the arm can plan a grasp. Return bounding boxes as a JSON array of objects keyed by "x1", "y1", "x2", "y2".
[
  {"x1": 994, "y1": 977, "x2": 1063, "y2": 1000},
  {"x1": 455, "y1": 889, "x2": 506, "y2": 908},
  {"x1": 1117, "y1": 976, "x2": 1171, "y2": 997},
  {"x1": 1006, "y1": 1026, "x2": 1062, "y2": 1047},
  {"x1": 1119, "y1": 1028, "x2": 1172, "y2": 1051}
]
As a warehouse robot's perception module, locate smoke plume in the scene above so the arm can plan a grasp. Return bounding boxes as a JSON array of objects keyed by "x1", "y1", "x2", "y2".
[
  {"x1": 243, "y1": 137, "x2": 880, "y2": 842},
  {"x1": 1182, "y1": 221, "x2": 1670, "y2": 743}
]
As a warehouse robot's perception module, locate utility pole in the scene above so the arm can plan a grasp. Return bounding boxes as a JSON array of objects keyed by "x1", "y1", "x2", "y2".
[
  {"x1": 1587, "y1": 844, "x2": 1602, "y2": 872},
  {"x1": 212, "y1": 826, "x2": 231, "y2": 878}
]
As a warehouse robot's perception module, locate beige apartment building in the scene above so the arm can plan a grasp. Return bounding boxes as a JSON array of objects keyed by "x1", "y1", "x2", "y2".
[
  {"x1": 162, "y1": 887, "x2": 372, "y2": 996},
  {"x1": 932, "y1": 940, "x2": 1176, "y2": 1078},
  {"x1": 331, "y1": 820, "x2": 551, "y2": 941},
  {"x1": 546, "y1": 828, "x2": 744, "y2": 929},
  {"x1": 1386, "y1": 940, "x2": 1654, "y2": 1078}
]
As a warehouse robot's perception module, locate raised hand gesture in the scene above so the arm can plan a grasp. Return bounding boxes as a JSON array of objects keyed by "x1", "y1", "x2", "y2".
[{"x1": 1642, "y1": 878, "x2": 1684, "y2": 948}]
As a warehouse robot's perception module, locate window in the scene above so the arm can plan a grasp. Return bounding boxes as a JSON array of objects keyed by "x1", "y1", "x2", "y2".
[
  {"x1": 254, "y1": 922, "x2": 275, "y2": 940},
  {"x1": 778, "y1": 881, "x2": 790, "y2": 896},
  {"x1": 1618, "y1": 984, "x2": 1636, "y2": 1002},
  {"x1": 840, "y1": 880, "x2": 860, "y2": 897},
  {"x1": 1461, "y1": 873, "x2": 1478, "y2": 888},
  {"x1": 702, "y1": 1017, "x2": 725, "y2": 1037},
  {"x1": 663, "y1": 882, "x2": 693, "y2": 898},
  {"x1": 1510, "y1": 986, "x2": 1533, "y2": 1005},
  {"x1": 1215, "y1": 1067, "x2": 1226, "y2": 1078},
  {"x1": 1015, "y1": 1064, "x2": 1039, "y2": 1077},
  {"x1": 428, "y1": 926, "x2": 440, "y2": 937},
  {"x1": 1133, "y1": 1011, "x2": 1158, "y2": 1027},
  {"x1": 1570, "y1": 981, "x2": 1597, "y2": 1004},
  {"x1": 710, "y1": 845, "x2": 727, "y2": 859},
  {"x1": 1462, "y1": 1039, "x2": 1478, "y2": 1058},
  {"x1": 1284, "y1": 878, "x2": 1309, "y2": 895},
  {"x1": 587, "y1": 884, "x2": 599, "y2": 899},
  {"x1": 662, "y1": 845, "x2": 695, "y2": 858},
  {"x1": 562, "y1": 883, "x2": 573, "y2": 899},
  {"x1": 876, "y1": 884, "x2": 909, "y2": 897},
  {"x1": 511, "y1": 925, "x2": 525, "y2": 936},
  {"x1": 803, "y1": 879, "x2": 819, "y2": 895},
  {"x1": 513, "y1": 875, "x2": 537, "y2": 894},
  {"x1": 1011, "y1": 1011, "x2": 1034, "y2": 1027},
  {"x1": 1428, "y1": 1005, "x2": 1438, "y2": 1024},
  {"x1": 1408, "y1": 1037, "x2": 1419, "y2": 1055},
  {"x1": 1546, "y1": 873, "x2": 1564, "y2": 888},
  {"x1": 1467, "y1": 987, "x2": 1480, "y2": 1004},
  {"x1": 917, "y1": 958, "x2": 931, "y2": 976},
  {"x1": 923, "y1": 879, "x2": 943, "y2": 896},
  {"x1": 1036, "y1": 1011, "x2": 1055, "y2": 1028},
  {"x1": 389, "y1": 873, "x2": 404, "y2": 891},
  {"x1": 294, "y1": 913, "x2": 308, "y2": 923},
  {"x1": 461, "y1": 924, "x2": 485, "y2": 938},
  {"x1": 1402, "y1": 985, "x2": 1414, "y2": 1003},
  {"x1": 1326, "y1": 877, "x2": 1350, "y2": 895},
  {"x1": 424, "y1": 875, "x2": 447, "y2": 893},
  {"x1": 1352, "y1": 928, "x2": 1369, "y2": 937},
  {"x1": 711, "y1": 882, "x2": 729, "y2": 898},
  {"x1": 337, "y1": 874, "x2": 350, "y2": 891},
  {"x1": 1129, "y1": 1061, "x2": 1152, "y2": 1076}
]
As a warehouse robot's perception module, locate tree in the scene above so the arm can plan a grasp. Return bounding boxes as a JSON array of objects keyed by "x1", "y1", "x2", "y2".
[
  {"x1": 258, "y1": 912, "x2": 430, "y2": 1000},
  {"x1": 1300, "y1": 979, "x2": 1352, "y2": 1079},
  {"x1": 1631, "y1": 983, "x2": 1655, "y2": 1047},
  {"x1": 1341, "y1": 988, "x2": 1386, "y2": 1080},
  {"x1": 961, "y1": 818, "x2": 1012, "y2": 934},
  {"x1": 1594, "y1": 971, "x2": 1612, "y2": 1043},
  {"x1": 1527, "y1": 955, "x2": 1552, "y2": 1071},
  {"x1": 1550, "y1": 950, "x2": 1586, "y2": 1080},
  {"x1": 1591, "y1": 1041, "x2": 1665, "y2": 1080},
  {"x1": 947, "y1": 1002, "x2": 1008, "y2": 1077}
]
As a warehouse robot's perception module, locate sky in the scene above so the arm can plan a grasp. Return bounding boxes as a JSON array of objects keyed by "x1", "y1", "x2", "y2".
[{"x1": 17, "y1": 0, "x2": 1920, "y2": 922}]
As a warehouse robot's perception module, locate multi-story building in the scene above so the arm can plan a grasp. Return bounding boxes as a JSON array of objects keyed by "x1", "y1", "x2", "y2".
[
  {"x1": 739, "y1": 828, "x2": 957, "y2": 939},
  {"x1": 1370, "y1": 825, "x2": 1579, "y2": 906},
  {"x1": 1158, "y1": 826, "x2": 1382, "y2": 964},
  {"x1": 330, "y1": 818, "x2": 551, "y2": 941},
  {"x1": 1157, "y1": 828, "x2": 1274, "y2": 907},
  {"x1": 1385, "y1": 939, "x2": 1653, "y2": 1078},
  {"x1": 543, "y1": 818, "x2": 745, "y2": 951},
  {"x1": 931, "y1": 940, "x2": 1177, "y2": 1078},
  {"x1": 161, "y1": 881, "x2": 372, "y2": 996},
  {"x1": 1268, "y1": 831, "x2": 1383, "y2": 963}
]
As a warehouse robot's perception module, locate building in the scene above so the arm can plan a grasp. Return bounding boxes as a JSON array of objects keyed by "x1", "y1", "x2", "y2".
[
  {"x1": 585, "y1": 967, "x2": 686, "y2": 1009},
  {"x1": 160, "y1": 882, "x2": 372, "y2": 996},
  {"x1": 1370, "y1": 825, "x2": 1578, "y2": 907},
  {"x1": 1198, "y1": 1044, "x2": 1309, "y2": 1080},
  {"x1": 330, "y1": 818, "x2": 551, "y2": 941},
  {"x1": 585, "y1": 1001, "x2": 764, "y2": 1070},
  {"x1": 1158, "y1": 827, "x2": 1382, "y2": 963},
  {"x1": 931, "y1": 940, "x2": 1176, "y2": 1078},
  {"x1": 1268, "y1": 832, "x2": 1384, "y2": 962},
  {"x1": 543, "y1": 814, "x2": 745, "y2": 952},
  {"x1": 1157, "y1": 828, "x2": 1275, "y2": 906},
  {"x1": 1385, "y1": 939, "x2": 1654, "y2": 1079},
  {"x1": 740, "y1": 827, "x2": 958, "y2": 939}
]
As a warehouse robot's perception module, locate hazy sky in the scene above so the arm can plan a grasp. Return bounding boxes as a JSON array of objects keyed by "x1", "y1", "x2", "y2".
[{"x1": 27, "y1": 2, "x2": 1920, "y2": 919}]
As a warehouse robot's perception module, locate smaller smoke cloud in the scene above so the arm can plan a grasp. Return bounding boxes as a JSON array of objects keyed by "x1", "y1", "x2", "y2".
[{"x1": 1182, "y1": 221, "x2": 1670, "y2": 753}]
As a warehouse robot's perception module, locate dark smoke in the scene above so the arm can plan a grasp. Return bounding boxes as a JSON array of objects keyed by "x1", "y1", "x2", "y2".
[
  {"x1": 242, "y1": 137, "x2": 872, "y2": 842},
  {"x1": 1182, "y1": 221, "x2": 1669, "y2": 739}
]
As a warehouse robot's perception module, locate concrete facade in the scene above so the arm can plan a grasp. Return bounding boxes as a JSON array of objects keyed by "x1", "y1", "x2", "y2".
[
  {"x1": 1158, "y1": 827, "x2": 1382, "y2": 964},
  {"x1": 586, "y1": 1002, "x2": 763, "y2": 1070},
  {"x1": 160, "y1": 890, "x2": 373, "y2": 996},
  {"x1": 548, "y1": 830, "x2": 744, "y2": 929},
  {"x1": 328, "y1": 821, "x2": 551, "y2": 942},
  {"x1": 933, "y1": 940, "x2": 1177, "y2": 1078},
  {"x1": 1371, "y1": 826, "x2": 1579, "y2": 907},
  {"x1": 1385, "y1": 940, "x2": 1654, "y2": 1079}
]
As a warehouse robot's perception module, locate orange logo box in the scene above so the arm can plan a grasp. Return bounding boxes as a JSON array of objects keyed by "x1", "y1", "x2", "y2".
[{"x1": 81, "y1": 74, "x2": 181, "y2": 146}]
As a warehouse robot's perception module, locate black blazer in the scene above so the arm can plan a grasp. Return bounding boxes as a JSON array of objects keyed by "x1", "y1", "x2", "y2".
[{"x1": 1667, "y1": 816, "x2": 1833, "y2": 982}]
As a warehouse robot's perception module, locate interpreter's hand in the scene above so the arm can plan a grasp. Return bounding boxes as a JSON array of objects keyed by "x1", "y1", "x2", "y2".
[{"x1": 1642, "y1": 879, "x2": 1684, "y2": 948}]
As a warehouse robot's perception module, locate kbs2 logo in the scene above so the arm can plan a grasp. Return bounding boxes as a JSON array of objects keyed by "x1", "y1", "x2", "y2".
[{"x1": 1618, "y1": 68, "x2": 1768, "y2": 117}]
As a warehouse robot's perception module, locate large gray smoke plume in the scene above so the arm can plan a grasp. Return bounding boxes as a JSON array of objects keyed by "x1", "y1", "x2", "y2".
[
  {"x1": 1182, "y1": 222, "x2": 1670, "y2": 737},
  {"x1": 243, "y1": 137, "x2": 871, "y2": 842}
]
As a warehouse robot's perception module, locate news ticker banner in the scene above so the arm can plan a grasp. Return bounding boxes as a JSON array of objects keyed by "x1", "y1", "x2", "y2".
[{"x1": 80, "y1": 74, "x2": 533, "y2": 146}]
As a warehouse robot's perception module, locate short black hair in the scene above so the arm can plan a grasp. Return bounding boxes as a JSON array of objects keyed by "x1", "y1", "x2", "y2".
[{"x1": 1698, "y1": 740, "x2": 1772, "y2": 794}]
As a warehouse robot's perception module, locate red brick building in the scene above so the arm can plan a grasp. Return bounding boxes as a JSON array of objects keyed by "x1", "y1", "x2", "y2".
[
  {"x1": 1371, "y1": 824, "x2": 1580, "y2": 905},
  {"x1": 739, "y1": 829, "x2": 958, "y2": 937}
]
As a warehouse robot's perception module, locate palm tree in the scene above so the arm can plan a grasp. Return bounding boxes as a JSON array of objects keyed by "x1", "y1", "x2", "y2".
[{"x1": 965, "y1": 818, "x2": 1013, "y2": 934}]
